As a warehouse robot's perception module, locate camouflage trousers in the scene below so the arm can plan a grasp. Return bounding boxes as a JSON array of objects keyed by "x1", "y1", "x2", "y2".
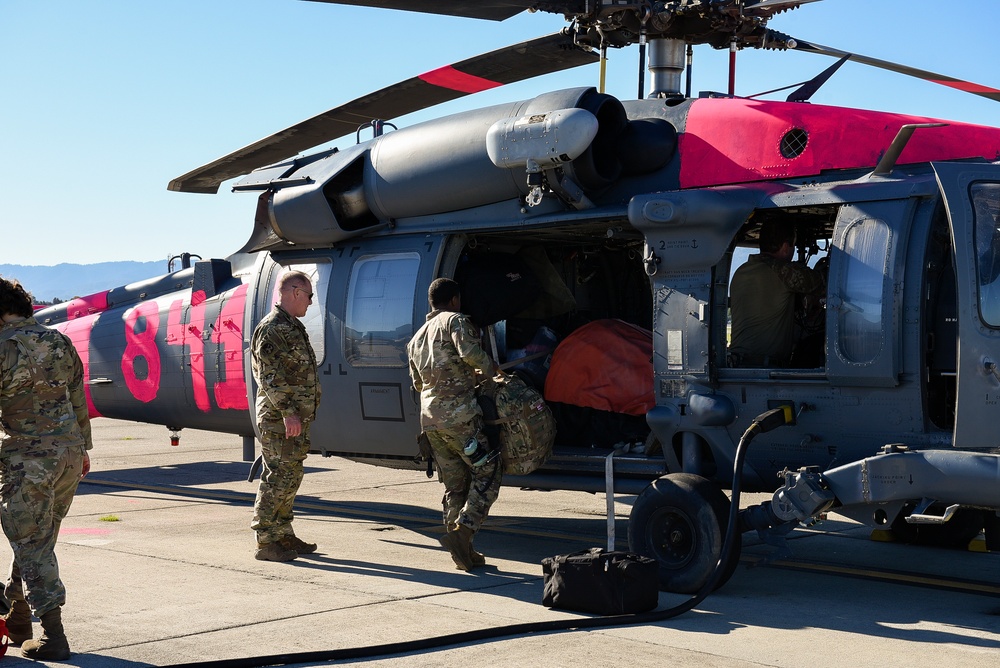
[
  {"x1": 0, "y1": 446, "x2": 86, "y2": 616},
  {"x1": 251, "y1": 428, "x2": 310, "y2": 545},
  {"x1": 426, "y1": 419, "x2": 502, "y2": 533}
]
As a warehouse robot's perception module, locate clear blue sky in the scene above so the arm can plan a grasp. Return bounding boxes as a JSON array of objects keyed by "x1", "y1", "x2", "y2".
[{"x1": 3, "y1": 0, "x2": 999, "y2": 266}]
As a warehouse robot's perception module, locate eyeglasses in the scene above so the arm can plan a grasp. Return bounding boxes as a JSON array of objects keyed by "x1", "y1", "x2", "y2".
[{"x1": 283, "y1": 285, "x2": 314, "y2": 301}]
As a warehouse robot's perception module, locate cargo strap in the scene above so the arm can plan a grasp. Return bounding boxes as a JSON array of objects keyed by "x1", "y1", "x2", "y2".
[
  {"x1": 483, "y1": 416, "x2": 516, "y2": 426},
  {"x1": 605, "y1": 451, "x2": 616, "y2": 551},
  {"x1": 605, "y1": 443, "x2": 639, "y2": 550},
  {"x1": 497, "y1": 350, "x2": 550, "y2": 371}
]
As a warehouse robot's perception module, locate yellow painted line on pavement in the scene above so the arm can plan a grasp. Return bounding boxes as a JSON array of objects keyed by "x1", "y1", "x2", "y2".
[
  {"x1": 87, "y1": 478, "x2": 1000, "y2": 595},
  {"x1": 83, "y1": 478, "x2": 590, "y2": 543},
  {"x1": 743, "y1": 554, "x2": 1000, "y2": 596}
]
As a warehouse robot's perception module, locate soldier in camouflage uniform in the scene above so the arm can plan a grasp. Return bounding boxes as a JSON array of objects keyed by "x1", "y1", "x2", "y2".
[
  {"x1": 0, "y1": 277, "x2": 92, "y2": 661},
  {"x1": 250, "y1": 271, "x2": 321, "y2": 562},
  {"x1": 729, "y1": 219, "x2": 826, "y2": 368},
  {"x1": 407, "y1": 278, "x2": 501, "y2": 571}
]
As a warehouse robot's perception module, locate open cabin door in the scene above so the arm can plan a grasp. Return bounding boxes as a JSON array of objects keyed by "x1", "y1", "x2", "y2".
[{"x1": 933, "y1": 162, "x2": 1000, "y2": 449}]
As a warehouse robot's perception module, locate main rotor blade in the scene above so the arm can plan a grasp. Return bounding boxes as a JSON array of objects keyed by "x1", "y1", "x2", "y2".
[
  {"x1": 793, "y1": 39, "x2": 1000, "y2": 103},
  {"x1": 301, "y1": 0, "x2": 578, "y2": 22},
  {"x1": 745, "y1": 0, "x2": 823, "y2": 10},
  {"x1": 168, "y1": 32, "x2": 597, "y2": 194}
]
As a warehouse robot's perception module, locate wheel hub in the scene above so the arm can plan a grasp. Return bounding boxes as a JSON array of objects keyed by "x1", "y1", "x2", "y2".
[{"x1": 648, "y1": 505, "x2": 696, "y2": 569}]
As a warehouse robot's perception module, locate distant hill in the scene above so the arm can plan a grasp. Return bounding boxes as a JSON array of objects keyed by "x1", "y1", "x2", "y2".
[{"x1": 0, "y1": 261, "x2": 168, "y2": 302}]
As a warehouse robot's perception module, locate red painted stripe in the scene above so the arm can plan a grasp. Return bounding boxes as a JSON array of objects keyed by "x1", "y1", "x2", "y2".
[
  {"x1": 212, "y1": 284, "x2": 249, "y2": 411},
  {"x1": 679, "y1": 97, "x2": 1000, "y2": 189},
  {"x1": 55, "y1": 316, "x2": 102, "y2": 418},
  {"x1": 418, "y1": 66, "x2": 503, "y2": 94},
  {"x1": 931, "y1": 79, "x2": 1000, "y2": 94},
  {"x1": 66, "y1": 291, "x2": 110, "y2": 320}
]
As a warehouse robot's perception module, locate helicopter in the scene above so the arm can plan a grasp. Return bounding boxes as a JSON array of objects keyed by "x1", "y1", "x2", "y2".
[{"x1": 31, "y1": 0, "x2": 1000, "y2": 594}]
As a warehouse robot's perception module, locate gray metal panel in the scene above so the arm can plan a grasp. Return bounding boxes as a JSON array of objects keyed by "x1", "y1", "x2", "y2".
[
  {"x1": 628, "y1": 188, "x2": 766, "y2": 272},
  {"x1": 933, "y1": 161, "x2": 1000, "y2": 449}
]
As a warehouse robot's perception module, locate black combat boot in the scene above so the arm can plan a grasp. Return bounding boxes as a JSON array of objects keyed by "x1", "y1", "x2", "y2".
[
  {"x1": 3, "y1": 599, "x2": 32, "y2": 646},
  {"x1": 20, "y1": 606, "x2": 70, "y2": 661}
]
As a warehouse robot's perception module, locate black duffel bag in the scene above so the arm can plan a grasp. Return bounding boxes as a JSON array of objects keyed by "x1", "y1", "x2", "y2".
[{"x1": 541, "y1": 548, "x2": 659, "y2": 615}]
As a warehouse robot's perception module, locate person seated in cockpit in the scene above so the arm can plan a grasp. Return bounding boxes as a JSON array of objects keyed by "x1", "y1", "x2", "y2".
[{"x1": 729, "y1": 219, "x2": 826, "y2": 368}]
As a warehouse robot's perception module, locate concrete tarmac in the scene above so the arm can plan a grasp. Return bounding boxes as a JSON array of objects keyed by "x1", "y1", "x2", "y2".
[{"x1": 1, "y1": 419, "x2": 998, "y2": 667}]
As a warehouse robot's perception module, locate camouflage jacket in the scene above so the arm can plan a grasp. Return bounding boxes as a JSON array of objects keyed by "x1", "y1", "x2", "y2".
[
  {"x1": 251, "y1": 305, "x2": 321, "y2": 433},
  {"x1": 0, "y1": 317, "x2": 92, "y2": 456},
  {"x1": 407, "y1": 309, "x2": 493, "y2": 431},
  {"x1": 729, "y1": 254, "x2": 825, "y2": 366}
]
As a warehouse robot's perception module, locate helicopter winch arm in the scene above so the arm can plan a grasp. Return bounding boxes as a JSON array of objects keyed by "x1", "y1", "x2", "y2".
[
  {"x1": 168, "y1": 32, "x2": 597, "y2": 194},
  {"x1": 791, "y1": 38, "x2": 1000, "y2": 103}
]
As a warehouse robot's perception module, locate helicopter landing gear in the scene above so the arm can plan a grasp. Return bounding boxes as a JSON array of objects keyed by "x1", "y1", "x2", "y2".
[
  {"x1": 889, "y1": 503, "x2": 985, "y2": 549},
  {"x1": 628, "y1": 473, "x2": 740, "y2": 594}
]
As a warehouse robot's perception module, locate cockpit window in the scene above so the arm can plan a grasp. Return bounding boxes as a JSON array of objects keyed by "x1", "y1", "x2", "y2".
[
  {"x1": 837, "y1": 218, "x2": 889, "y2": 363},
  {"x1": 971, "y1": 182, "x2": 1000, "y2": 327},
  {"x1": 345, "y1": 252, "x2": 420, "y2": 367}
]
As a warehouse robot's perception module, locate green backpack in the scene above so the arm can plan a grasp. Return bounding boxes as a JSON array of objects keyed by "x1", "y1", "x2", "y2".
[{"x1": 479, "y1": 374, "x2": 556, "y2": 476}]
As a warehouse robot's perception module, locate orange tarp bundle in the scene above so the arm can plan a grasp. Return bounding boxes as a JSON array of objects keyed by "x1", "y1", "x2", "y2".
[{"x1": 543, "y1": 319, "x2": 654, "y2": 416}]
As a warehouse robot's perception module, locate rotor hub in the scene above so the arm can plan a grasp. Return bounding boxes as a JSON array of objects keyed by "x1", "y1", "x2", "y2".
[{"x1": 568, "y1": 0, "x2": 807, "y2": 50}]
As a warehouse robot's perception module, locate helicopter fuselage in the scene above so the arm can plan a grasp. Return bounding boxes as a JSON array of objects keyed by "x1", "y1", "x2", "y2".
[{"x1": 35, "y1": 89, "x2": 1000, "y2": 590}]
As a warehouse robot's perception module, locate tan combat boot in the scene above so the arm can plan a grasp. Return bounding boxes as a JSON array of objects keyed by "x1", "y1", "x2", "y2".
[
  {"x1": 469, "y1": 541, "x2": 487, "y2": 567},
  {"x1": 439, "y1": 524, "x2": 477, "y2": 571},
  {"x1": 20, "y1": 606, "x2": 70, "y2": 661},
  {"x1": 254, "y1": 541, "x2": 297, "y2": 562},
  {"x1": 278, "y1": 535, "x2": 317, "y2": 554},
  {"x1": 3, "y1": 599, "x2": 33, "y2": 646},
  {"x1": 443, "y1": 521, "x2": 485, "y2": 566}
]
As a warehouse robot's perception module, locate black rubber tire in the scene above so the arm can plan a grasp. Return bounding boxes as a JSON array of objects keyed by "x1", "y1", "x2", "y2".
[
  {"x1": 890, "y1": 504, "x2": 985, "y2": 548},
  {"x1": 628, "y1": 473, "x2": 740, "y2": 594}
]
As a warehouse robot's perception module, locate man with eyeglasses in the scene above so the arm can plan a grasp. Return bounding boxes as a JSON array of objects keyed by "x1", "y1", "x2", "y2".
[{"x1": 250, "y1": 271, "x2": 322, "y2": 561}]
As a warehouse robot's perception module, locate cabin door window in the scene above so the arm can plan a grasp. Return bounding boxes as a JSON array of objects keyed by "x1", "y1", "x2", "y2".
[
  {"x1": 971, "y1": 183, "x2": 1000, "y2": 326},
  {"x1": 836, "y1": 218, "x2": 890, "y2": 364},
  {"x1": 344, "y1": 252, "x2": 420, "y2": 367}
]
